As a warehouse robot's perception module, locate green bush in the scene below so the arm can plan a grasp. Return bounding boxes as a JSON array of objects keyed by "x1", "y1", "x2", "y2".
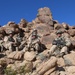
[
  {"x1": 4, "y1": 65, "x2": 32, "y2": 75},
  {"x1": 4, "y1": 67, "x2": 17, "y2": 75}
]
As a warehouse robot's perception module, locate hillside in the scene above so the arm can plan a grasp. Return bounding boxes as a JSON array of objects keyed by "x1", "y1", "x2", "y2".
[{"x1": 0, "y1": 7, "x2": 75, "y2": 75}]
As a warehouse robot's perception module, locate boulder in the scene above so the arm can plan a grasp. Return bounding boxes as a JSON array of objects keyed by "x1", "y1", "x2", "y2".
[
  {"x1": 0, "y1": 58, "x2": 7, "y2": 66},
  {"x1": 33, "y1": 59, "x2": 42, "y2": 69},
  {"x1": 41, "y1": 32, "x2": 57, "y2": 45},
  {"x1": 4, "y1": 26, "x2": 15, "y2": 34},
  {"x1": 34, "y1": 18, "x2": 41, "y2": 24},
  {"x1": 66, "y1": 66, "x2": 75, "y2": 74},
  {"x1": 69, "y1": 26, "x2": 75, "y2": 29},
  {"x1": 62, "y1": 32, "x2": 70, "y2": 38},
  {"x1": 68, "y1": 29, "x2": 75, "y2": 37},
  {"x1": 54, "y1": 23, "x2": 63, "y2": 30},
  {"x1": 62, "y1": 23, "x2": 69, "y2": 30},
  {"x1": 34, "y1": 24, "x2": 53, "y2": 37},
  {"x1": 50, "y1": 71, "x2": 58, "y2": 75},
  {"x1": 7, "y1": 21, "x2": 18, "y2": 28},
  {"x1": 24, "y1": 51, "x2": 36, "y2": 61},
  {"x1": 0, "y1": 27, "x2": 6, "y2": 35},
  {"x1": 13, "y1": 51, "x2": 24, "y2": 60},
  {"x1": 44, "y1": 67, "x2": 56, "y2": 75},
  {"x1": 57, "y1": 57, "x2": 65, "y2": 67},
  {"x1": 18, "y1": 19, "x2": 28, "y2": 28},
  {"x1": 63, "y1": 53, "x2": 75, "y2": 66},
  {"x1": 59, "y1": 71, "x2": 67, "y2": 75},
  {"x1": 70, "y1": 37, "x2": 75, "y2": 49},
  {"x1": 7, "y1": 51, "x2": 24, "y2": 60},
  {"x1": 0, "y1": 58, "x2": 14, "y2": 65},
  {"x1": 38, "y1": 15, "x2": 53, "y2": 25},
  {"x1": 37, "y1": 7, "x2": 52, "y2": 19},
  {"x1": 0, "y1": 65, "x2": 4, "y2": 75},
  {"x1": 36, "y1": 56, "x2": 57, "y2": 75},
  {"x1": 7, "y1": 51, "x2": 17, "y2": 59}
]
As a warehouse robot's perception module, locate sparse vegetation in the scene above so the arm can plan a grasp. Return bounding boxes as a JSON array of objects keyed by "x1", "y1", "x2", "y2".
[
  {"x1": 4, "y1": 67, "x2": 17, "y2": 75},
  {"x1": 4, "y1": 65, "x2": 31, "y2": 75}
]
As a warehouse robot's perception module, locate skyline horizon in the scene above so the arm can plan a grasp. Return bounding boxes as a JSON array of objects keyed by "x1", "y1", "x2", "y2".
[{"x1": 0, "y1": 0, "x2": 75, "y2": 26}]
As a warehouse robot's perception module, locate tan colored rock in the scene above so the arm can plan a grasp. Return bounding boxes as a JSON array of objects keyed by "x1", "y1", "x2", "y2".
[
  {"x1": 38, "y1": 15, "x2": 53, "y2": 25},
  {"x1": 41, "y1": 32, "x2": 57, "y2": 45},
  {"x1": 62, "y1": 32, "x2": 70, "y2": 38},
  {"x1": 0, "y1": 65, "x2": 4, "y2": 75},
  {"x1": 5, "y1": 50, "x2": 13, "y2": 56},
  {"x1": 7, "y1": 51, "x2": 17, "y2": 59},
  {"x1": 70, "y1": 37, "x2": 75, "y2": 49},
  {"x1": 68, "y1": 29, "x2": 75, "y2": 37},
  {"x1": 34, "y1": 18, "x2": 41, "y2": 24},
  {"x1": 50, "y1": 71, "x2": 58, "y2": 75},
  {"x1": 7, "y1": 51, "x2": 24, "y2": 60},
  {"x1": 18, "y1": 19, "x2": 28, "y2": 28},
  {"x1": 54, "y1": 23, "x2": 63, "y2": 30},
  {"x1": 57, "y1": 57, "x2": 65, "y2": 67},
  {"x1": 59, "y1": 71, "x2": 67, "y2": 75},
  {"x1": 62, "y1": 23, "x2": 69, "y2": 29},
  {"x1": 24, "y1": 51, "x2": 36, "y2": 61},
  {"x1": 36, "y1": 56, "x2": 57, "y2": 75},
  {"x1": 34, "y1": 24, "x2": 51, "y2": 37},
  {"x1": 69, "y1": 26, "x2": 75, "y2": 29},
  {"x1": 33, "y1": 59, "x2": 42, "y2": 69},
  {"x1": 0, "y1": 27, "x2": 6, "y2": 35},
  {"x1": 13, "y1": 51, "x2": 24, "y2": 60},
  {"x1": 44, "y1": 67, "x2": 56, "y2": 75},
  {"x1": 37, "y1": 7, "x2": 53, "y2": 20},
  {"x1": 7, "y1": 21, "x2": 18, "y2": 28},
  {"x1": 66, "y1": 66, "x2": 75, "y2": 74},
  {"x1": 0, "y1": 57, "x2": 14, "y2": 66},
  {"x1": 4, "y1": 26, "x2": 15, "y2": 34},
  {"x1": 0, "y1": 58, "x2": 7, "y2": 67},
  {"x1": 63, "y1": 53, "x2": 75, "y2": 66},
  {"x1": 45, "y1": 44, "x2": 52, "y2": 50}
]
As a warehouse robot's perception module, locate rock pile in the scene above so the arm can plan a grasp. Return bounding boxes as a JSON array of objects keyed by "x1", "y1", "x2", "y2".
[{"x1": 0, "y1": 7, "x2": 75, "y2": 75}]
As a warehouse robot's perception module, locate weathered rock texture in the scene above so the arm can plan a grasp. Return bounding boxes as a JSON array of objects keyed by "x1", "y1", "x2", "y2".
[{"x1": 0, "y1": 7, "x2": 75, "y2": 75}]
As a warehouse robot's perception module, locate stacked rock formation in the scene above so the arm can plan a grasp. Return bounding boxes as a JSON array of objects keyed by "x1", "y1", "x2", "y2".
[{"x1": 0, "y1": 7, "x2": 75, "y2": 75}]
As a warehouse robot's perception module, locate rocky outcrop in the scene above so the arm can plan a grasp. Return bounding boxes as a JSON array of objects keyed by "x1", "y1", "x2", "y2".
[{"x1": 0, "y1": 7, "x2": 75, "y2": 75}]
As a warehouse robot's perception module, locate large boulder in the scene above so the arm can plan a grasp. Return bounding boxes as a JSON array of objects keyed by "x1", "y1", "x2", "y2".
[
  {"x1": 68, "y1": 29, "x2": 75, "y2": 37},
  {"x1": 4, "y1": 26, "x2": 15, "y2": 34},
  {"x1": 37, "y1": 7, "x2": 52, "y2": 19},
  {"x1": 57, "y1": 57, "x2": 65, "y2": 67},
  {"x1": 4, "y1": 25, "x2": 19, "y2": 34},
  {"x1": 35, "y1": 56, "x2": 57, "y2": 75},
  {"x1": 24, "y1": 51, "x2": 36, "y2": 61},
  {"x1": 38, "y1": 16, "x2": 53, "y2": 25},
  {"x1": 41, "y1": 32, "x2": 57, "y2": 45},
  {"x1": 0, "y1": 27, "x2": 6, "y2": 35},
  {"x1": 33, "y1": 18, "x2": 41, "y2": 24},
  {"x1": 70, "y1": 37, "x2": 75, "y2": 49},
  {"x1": 33, "y1": 24, "x2": 53, "y2": 36},
  {"x1": 44, "y1": 67, "x2": 56, "y2": 75},
  {"x1": 18, "y1": 19, "x2": 28, "y2": 28},
  {"x1": 7, "y1": 21, "x2": 18, "y2": 28},
  {"x1": 36, "y1": 7, "x2": 53, "y2": 26},
  {"x1": 66, "y1": 66, "x2": 75, "y2": 74},
  {"x1": 54, "y1": 23, "x2": 63, "y2": 30},
  {"x1": 7, "y1": 51, "x2": 24, "y2": 60},
  {"x1": 62, "y1": 23, "x2": 69, "y2": 30},
  {"x1": 63, "y1": 53, "x2": 75, "y2": 66}
]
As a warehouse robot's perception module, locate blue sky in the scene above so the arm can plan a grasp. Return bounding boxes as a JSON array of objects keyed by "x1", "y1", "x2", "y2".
[{"x1": 0, "y1": 0, "x2": 75, "y2": 26}]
